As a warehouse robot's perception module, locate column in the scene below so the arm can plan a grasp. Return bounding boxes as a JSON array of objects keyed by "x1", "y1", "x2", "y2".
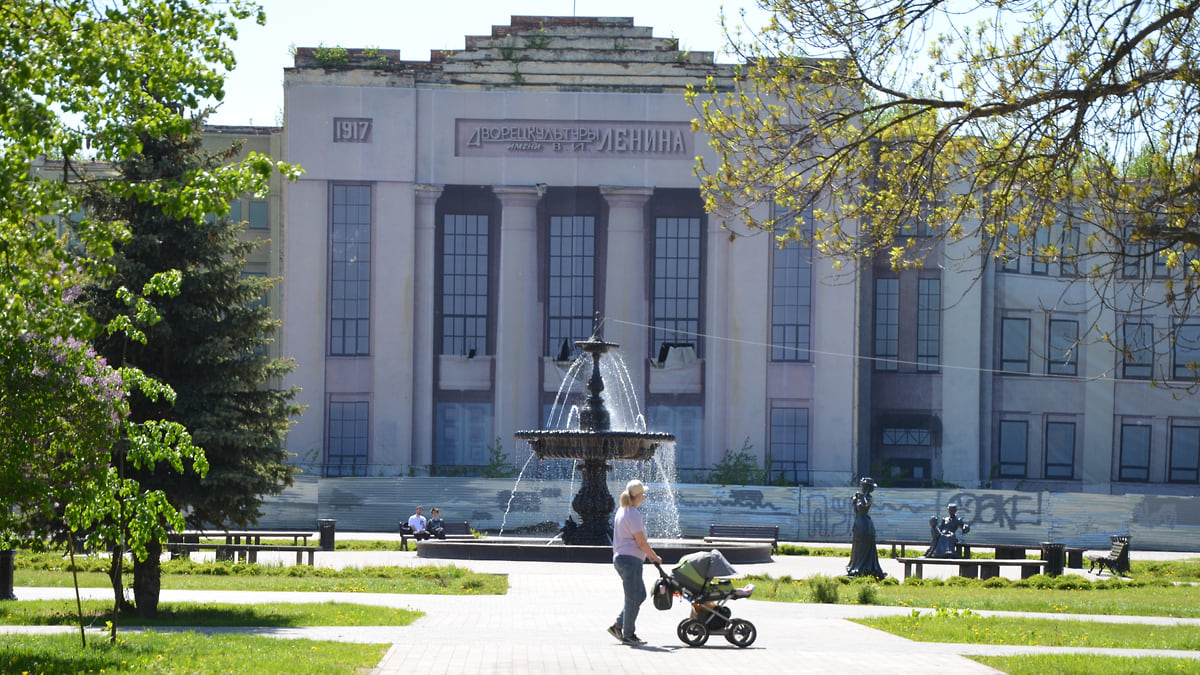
[
  {"x1": 412, "y1": 184, "x2": 442, "y2": 471},
  {"x1": 600, "y1": 186, "x2": 653, "y2": 399},
  {"x1": 493, "y1": 186, "x2": 542, "y2": 443}
]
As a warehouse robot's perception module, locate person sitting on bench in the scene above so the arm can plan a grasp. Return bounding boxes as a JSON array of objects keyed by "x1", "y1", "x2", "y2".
[
  {"x1": 401, "y1": 505, "x2": 432, "y2": 542},
  {"x1": 427, "y1": 507, "x2": 446, "y2": 540}
]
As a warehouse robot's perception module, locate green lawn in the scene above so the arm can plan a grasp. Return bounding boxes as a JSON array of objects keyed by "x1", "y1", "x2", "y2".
[
  {"x1": 16, "y1": 552, "x2": 507, "y2": 595},
  {"x1": 746, "y1": 572, "x2": 1200, "y2": 616},
  {"x1": 1, "y1": 632, "x2": 388, "y2": 675},
  {"x1": 0, "y1": 600, "x2": 421, "y2": 627},
  {"x1": 855, "y1": 609, "x2": 1200, "y2": 650},
  {"x1": 971, "y1": 654, "x2": 1200, "y2": 674}
]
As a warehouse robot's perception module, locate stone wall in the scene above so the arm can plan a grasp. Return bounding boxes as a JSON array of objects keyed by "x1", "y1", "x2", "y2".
[{"x1": 256, "y1": 476, "x2": 1200, "y2": 552}]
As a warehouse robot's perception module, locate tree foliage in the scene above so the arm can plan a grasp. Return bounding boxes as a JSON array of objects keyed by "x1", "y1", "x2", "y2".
[
  {"x1": 0, "y1": 0, "x2": 296, "y2": 629},
  {"x1": 695, "y1": 0, "x2": 1200, "y2": 382}
]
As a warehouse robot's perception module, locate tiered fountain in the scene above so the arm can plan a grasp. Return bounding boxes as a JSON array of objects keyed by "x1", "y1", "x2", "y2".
[
  {"x1": 514, "y1": 334, "x2": 674, "y2": 545},
  {"x1": 416, "y1": 329, "x2": 772, "y2": 563}
]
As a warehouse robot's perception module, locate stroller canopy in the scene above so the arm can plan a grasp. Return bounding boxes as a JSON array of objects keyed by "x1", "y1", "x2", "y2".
[{"x1": 672, "y1": 549, "x2": 738, "y2": 592}]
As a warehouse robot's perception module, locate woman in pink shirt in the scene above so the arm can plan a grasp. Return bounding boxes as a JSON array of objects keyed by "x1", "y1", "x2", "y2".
[{"x1": 606, "y1": 479, "x2": 662, "y2": 645}]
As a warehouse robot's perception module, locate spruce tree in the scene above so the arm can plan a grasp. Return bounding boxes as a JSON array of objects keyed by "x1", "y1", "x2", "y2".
[{"x1": 81, "y1": 120, "x2": 301, "y2": 617}]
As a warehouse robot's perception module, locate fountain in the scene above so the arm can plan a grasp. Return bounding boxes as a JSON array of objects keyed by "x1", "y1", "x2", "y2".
[
  {"x1": 415, "y1": 328, "x2": 773, "y2": 564},
  {"x1": 514, "y1": 334, "x2": 674, "y2": 545}
]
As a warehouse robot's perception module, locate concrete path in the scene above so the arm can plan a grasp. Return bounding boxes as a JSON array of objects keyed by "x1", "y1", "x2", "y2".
[{"x1": 6, "y1": 539, "x2": 1200, "y2": 674}]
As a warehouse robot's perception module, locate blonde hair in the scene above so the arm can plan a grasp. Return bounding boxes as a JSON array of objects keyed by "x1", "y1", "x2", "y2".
[{"x1": 619, "y1": 479, "x2": 645, "y2": 508}]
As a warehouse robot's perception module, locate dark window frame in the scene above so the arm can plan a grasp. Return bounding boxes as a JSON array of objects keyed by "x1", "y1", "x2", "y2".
[
  {"x1": 329, "y1": 183, "x2": 372, "y2": 356},
  {"x1": 435, "y1": 186, "x2": 499, "y2": 357}
]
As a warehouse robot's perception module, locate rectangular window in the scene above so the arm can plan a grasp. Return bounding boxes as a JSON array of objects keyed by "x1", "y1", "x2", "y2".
[
  {"x1": 873, "y1": 277, "x2": 899, "y2": 371},
  {"x1": 1122, "y1": 225, "x2": 1142, "y2": 278},
  {"x1": 769, "y1": 407, "x2": 809, "y2": 484},
  {"x1": 648, "y1": 405, "x2": 703, "y2": 473},
  {"x1": 1030, "y1": 225, "x2": 1050, "y2": 275},
  {"x1": 1170, "y1": 425, "x2": 1200, "y2": 483},
  {"x1": 441, "y1": 213, "x2": 490, "y2": 356},
  {"x1": 248, "y1": 200, "x2": 269, "y2": 229},
  {"x1": 1001, "y1": 221, "x2": 1020, "y2": 272},
  {"x1": 1047, "y1": 318, "x2": 1078, "y2": 376},
  {"x1": 1119, "y1": 423, "x2": 1151, "y2": 481},
  {"x1": 771, "y1": 240, "x2": 812, "y2": 361},
  {"x1": 1000, "y1": 317, "x2": 1030, "y2": 373},
  {"x1": 916, "y1": 277, "x2": 940, "y2": 371},
  {"x1": 1173, "y1": 323, "x2": 1200, "y2": 380},
  {"x1": 434, "y1": 401, "x2": 492, "y2": 473},
  {"x1": 547, "y1": 215, "x2": 597, "y2": 357},
  {"x1": 326, "y1": 400, "x2": 368, "y2": 477},
  {"x1": 329, "y1": 184, "x2": 371, "y2": 356},
  {"x1": 229, "y1": 200, "x2": 242, "y2": 224},
  {"x1": 1045, "y1": 420, "x2": 1075, "y2": 479},
  {"x1": 998, "y1": 420, "x2": 1028, "y2": 478},
  {"x1": 1059, "y1": 224, "x2": 1079, "y2": 277},
  {"x1": 1122, "y1": 321, "x2": 1153, "y2": 379},
  {"x1": 651, "y1": 217, "x2": 703, "y2": 358}
]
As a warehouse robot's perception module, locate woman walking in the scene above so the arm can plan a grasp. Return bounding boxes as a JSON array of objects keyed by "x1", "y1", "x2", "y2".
[{"x1": 607, "y1": 479, "x2": 662, "y2": 645}]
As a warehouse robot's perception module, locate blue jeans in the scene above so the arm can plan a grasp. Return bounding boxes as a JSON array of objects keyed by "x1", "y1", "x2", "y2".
[{"x1": 613, "y1": 555, "x2": 646, "y2": 638}]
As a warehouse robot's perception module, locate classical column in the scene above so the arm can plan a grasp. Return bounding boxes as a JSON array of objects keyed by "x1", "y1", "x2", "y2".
[
  {"x1": 493, "y1": 185, "x2": 542, "y2": 443},
  {"x1": 600, "y1": 186, "x2": 653, "y2": 398},
  {"x1": 412, "y1": 184, "x2": 442, "y2": 472}
]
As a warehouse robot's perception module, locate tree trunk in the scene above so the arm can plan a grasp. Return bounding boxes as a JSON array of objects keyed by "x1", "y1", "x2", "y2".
[
  {"x1": 107, "y1": 544, "x2": 134, "y2": 615},
  {"x1": 132, "y1": 538, "x2": 162, "y2": 619}
]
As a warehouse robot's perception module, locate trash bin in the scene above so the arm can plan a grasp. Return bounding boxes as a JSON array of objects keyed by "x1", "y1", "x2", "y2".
[
  {"x1": 0, "y1": 549, "x2": 16, "y2": 600},
  {"x1": 318, "y1": 519, "x2": 337, "y2": 551},
  {"x1": 1040, "y1": 542, "x2": 1065, "y2": 577}
]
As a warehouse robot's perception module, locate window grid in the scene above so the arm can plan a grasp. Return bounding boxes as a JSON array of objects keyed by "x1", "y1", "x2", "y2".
[
  {"x1": 1122, "y1": 226, "x2": 1142, "y2": 278},
  {"x1": 326, "y1": 401, "x2": 368, "y2": 477},
  {"x1": 1122, "y1": 321, "x2": 1154, "y2": 379},
  {"x1": 998, "y1": 420, "x2": 1028, "y2": 478},
  {"x1": 1030, "y1": 225, "x2": 1050, "y2": 275},
  {"x1": 916, "y1": 277, "x2": 940, "y2": 371},
  {"x1": 1048, "y1": 318, "x2": 1079, "y2": 376},
  {"x1": 771, "y1": 240, "x2": 812, "y2": 362},
  {"x1": 546, "y1": 215, "x2": 596, "y2": 357},
  {"x1": 1119, "y1": 423, "x2": 1151, "y2": 481},
  {"x1": 651, "y1": 217, "x2": 702, "y2": 358},
  {"x1": 1173, "y1": 323, "x2": 1200, "y2": 380},
  {"x1": 1045, "y1": 420, "x2": 1075, "y2": 479},
  {"x1": 1001, "y1": 317, "x2": 1030, "y2": 373},
  {"x1": 1170, "y1": 425, "x2": 1200, "y2": 483},
  {"x1": 873, "y1": 278, "x2": 899, "y2": 371},
  {"x1": 330, "y1": 184, "x2": 371, "y2": 356},
  {"x1": 769, "y1": 407, "x2": 810, "y2": 484},
  {"x1": 441, "y1": 213, "x2": 490, "y2": 356},
  {"x1": 435, "y1": 401, "x2": 493, "y2": 472}
]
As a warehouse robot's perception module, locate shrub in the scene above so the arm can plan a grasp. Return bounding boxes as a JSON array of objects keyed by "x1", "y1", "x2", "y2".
[
  {"x1": 1052, "y1": 574, "x2": 1094, "y2": 590},
  {"x1": 982, "y1": 576, "x2": 1011, "y2": 588},
  {"x1": 851, "y1": 579, "x2": 879, "y2": 604},
  {"x1": 808, "y1": 574, "x2": 841, "y2": 603}
]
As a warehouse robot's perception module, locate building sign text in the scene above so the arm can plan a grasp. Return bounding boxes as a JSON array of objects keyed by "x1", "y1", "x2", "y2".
[{"x1": 456, "y1": 119, "x2": 692, "y2": 159}]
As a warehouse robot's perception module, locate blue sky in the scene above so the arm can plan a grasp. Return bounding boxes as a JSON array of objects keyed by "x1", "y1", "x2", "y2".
[{"x1": 208, "y1": 0, "x2": 769, "y2": 126}]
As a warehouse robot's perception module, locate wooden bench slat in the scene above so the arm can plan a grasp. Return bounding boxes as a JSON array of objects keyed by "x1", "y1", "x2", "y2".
[
  {"x1": 707, "y1": 524, "x2": 779, "y2": 552},
  {"x1": 895, "y1": 557, "x2": 1046, "y2": 580}
]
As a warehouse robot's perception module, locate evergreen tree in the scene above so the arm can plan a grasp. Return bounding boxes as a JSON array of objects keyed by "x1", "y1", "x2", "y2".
[{"x1": 81, "y1": 120, "x2": 302, "y2": 617}]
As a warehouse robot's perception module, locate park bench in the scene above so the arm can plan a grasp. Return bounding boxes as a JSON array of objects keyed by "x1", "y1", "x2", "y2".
[
  {"x1": 401, "y1": 521, "x2": 473, "y2": 551},
  {"x1": 166, "y1": 542, "x2": 317, "y2": 566},
  {"x1": 895, "y1": 556, "x2": 1046, "y2": 580},
  {"x1": 1086, "y1": 535, "x2": 1131, "y2": 576},
  {"x1": 703, "y1": 524, "x2": 779, "y2": 552}
]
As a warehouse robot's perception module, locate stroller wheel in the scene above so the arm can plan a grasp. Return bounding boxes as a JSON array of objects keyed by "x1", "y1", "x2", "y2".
[
  {"x1": 725, "y1": 618, "x2": 757, "y2": 648},
  {"x1": 677, "y1": 618, "x2": 709, "y2": 646}
]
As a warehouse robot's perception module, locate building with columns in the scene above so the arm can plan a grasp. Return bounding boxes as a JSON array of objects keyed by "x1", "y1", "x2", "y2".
[
  {"x1": 279, "y1": 16, "x2": 857, "y2": 484},
  {"x1": 275, "y1": 15, "x2": 1200, "y2": 497}
]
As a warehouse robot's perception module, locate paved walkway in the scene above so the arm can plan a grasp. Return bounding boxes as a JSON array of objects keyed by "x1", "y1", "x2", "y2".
[{"x1": 6, "y1": 540, "x2": 1200, "y2": 674}]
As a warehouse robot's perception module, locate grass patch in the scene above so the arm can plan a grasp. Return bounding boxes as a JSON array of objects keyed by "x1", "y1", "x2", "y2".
[
  {"x1": 0, "y1": 600, "x2": 420, "y2": 627},
  {"x1": 745, "y1": 573, "x2": 1200, "y2": 616},
  {"x1": 17, "y1": 553, "x2": 507, "y2": 595},
  {"x1": 856, "y1": 608, "x2": 1200, "y2": 649},
  {"x1": 1, "y1": 631, "x2": 387, "y2": 675},
  {"x1": 970, "y1": 654, "x2": 1200, "y2": 674}
]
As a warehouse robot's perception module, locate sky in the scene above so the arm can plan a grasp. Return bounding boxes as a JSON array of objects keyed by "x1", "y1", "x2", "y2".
[{"x1": 208, "y1": 0, "x2": 770, "y2": 126}]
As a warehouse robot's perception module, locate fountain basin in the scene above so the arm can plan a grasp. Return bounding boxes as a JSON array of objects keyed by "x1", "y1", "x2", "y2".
[
  {"x1": 416, "y1": 537, "x2": 773, "y2": 564},
  {"x1": 515, "y1": 429, "x2": 674, "y2": 461}
]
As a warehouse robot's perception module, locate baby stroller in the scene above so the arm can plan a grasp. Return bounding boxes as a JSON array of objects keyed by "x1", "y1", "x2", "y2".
[{"x1": 653, "y1": 549, "x2": 757, "y2": 647}]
